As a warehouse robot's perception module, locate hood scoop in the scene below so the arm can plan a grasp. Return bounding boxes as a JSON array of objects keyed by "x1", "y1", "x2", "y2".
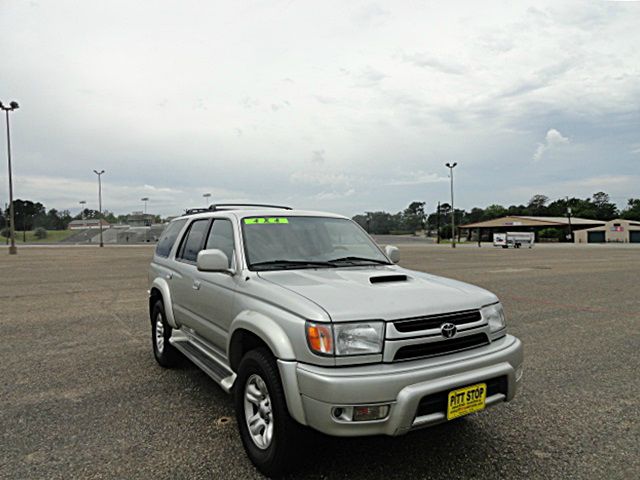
[{"x1": 370, "y1": 274, "x2": 409, "y2": 284}]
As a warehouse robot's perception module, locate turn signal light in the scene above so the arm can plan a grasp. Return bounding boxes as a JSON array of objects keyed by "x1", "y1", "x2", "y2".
[{"x1": 306, "y1": 322, "x2": 333, "y2": 355}]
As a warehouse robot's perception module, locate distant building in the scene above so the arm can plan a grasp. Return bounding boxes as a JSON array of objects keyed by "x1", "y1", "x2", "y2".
[
  {"x1": 574, "y1": 219, "x2": 640, "y2": 243},
  {"x1": 68, "y1": 219, "x2": 111, "y2": 230},
  {"x1": 127, "y1": 211, "x2": 156, "y2": 227},
  {"x1": 460, "y1": 215, "x2": 605, "y2": 241}
]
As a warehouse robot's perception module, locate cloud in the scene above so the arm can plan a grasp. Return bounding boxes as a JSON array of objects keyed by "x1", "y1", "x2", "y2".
[
  {"x1": 533, "y1": 128, "x2": 570, "y2": 161},
  {"x1": 351, "y1": 3, "x2": 390, "y2": 27},
  {"x1": 401, "y1": 52, "x2": 467, "y2": 75},
  {"x1": 351, "y1": 65, "x2": 388, "y2": 87},
  {"x1": 311, "y1": 149, "x2": 326, "y2": 164},
  {"x1": 289, "y1": 171, "x2": 351, "y2": 187},
  {"x1": 315, "y1": 189, "x2": 356, "y2": 200},
  {"x1": 387, "y1": 171, "x2": 449, "y2": 186}
]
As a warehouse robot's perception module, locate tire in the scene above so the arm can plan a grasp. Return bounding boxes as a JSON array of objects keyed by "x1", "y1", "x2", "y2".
[
  {"x1": 151, "y1": 299, "x2": 181, "y2": 368},
  {"x1": 235, "y1": 348, "x2": 304, "y2": 477}
]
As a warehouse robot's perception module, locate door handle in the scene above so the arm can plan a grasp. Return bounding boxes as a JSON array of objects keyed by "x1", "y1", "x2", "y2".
[
  {"x1": 192, "y1": 280, "x2": 201, "y2": 290},
  {"x1": 166, "y1": 273, "x2": 173, "y2": 280}
]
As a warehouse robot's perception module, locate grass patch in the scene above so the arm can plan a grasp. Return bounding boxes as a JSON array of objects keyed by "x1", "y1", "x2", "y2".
[{"x1": 1, "y1": 230, "x2": 76, "y2": 243}]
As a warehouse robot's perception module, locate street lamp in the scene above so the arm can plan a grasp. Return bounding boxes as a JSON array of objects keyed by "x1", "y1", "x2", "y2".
[
  {"x1": 141, "y1": 197, "x2": 149, "y2": 214},
  {"x1": 1, "y1": 100, "x2": 19, "y2": 255},
  {"x1": 93, "y1": 170, "x2": 105, "y2": 247},
  {"x1": 203, "y1": 192, "x2": 211, "y2": 207},
  {"x1": 79, "y1": 200, "x2": 86, "y2": 220},
  {"x1": 445, "y1": 162, "x2": 458, "y2": 248},
  {"x1": 566, "y1": 197, "x2": 573, "y2": 242}
]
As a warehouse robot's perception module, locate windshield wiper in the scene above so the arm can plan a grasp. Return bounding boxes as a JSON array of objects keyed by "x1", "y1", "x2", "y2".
[
  {"x1": 251, "y1": 259, "x2": 337, "y2": 270},
  {"x1": 327, "y1": 256, "x2": 391, "y2": 265}
]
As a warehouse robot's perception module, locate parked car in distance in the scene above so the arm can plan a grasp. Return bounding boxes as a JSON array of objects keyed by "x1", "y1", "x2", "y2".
[{"x1": 148, "y1": 204, "x2": 524, "y2": 477}]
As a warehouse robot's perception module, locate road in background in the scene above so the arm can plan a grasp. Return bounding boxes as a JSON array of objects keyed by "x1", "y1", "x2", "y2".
[{"x1": 1, "y1": 245, "x2": 638, "y2": 479}]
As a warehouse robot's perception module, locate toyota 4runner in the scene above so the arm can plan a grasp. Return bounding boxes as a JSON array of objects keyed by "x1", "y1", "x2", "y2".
[{"x1": 148, "y1": 204, "x2": 523, "y2": 477}]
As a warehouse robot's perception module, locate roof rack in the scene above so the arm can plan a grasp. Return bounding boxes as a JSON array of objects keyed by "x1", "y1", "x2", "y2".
[
  {"x1": 184, "y1": 208, "x2": 210, "y2": 215},
  {"x1": 209, "y1": 203, "x2": 292, "y2": 211},
  {"x1": 184, "y1": 203, "x2": 292, "y2": 216}
]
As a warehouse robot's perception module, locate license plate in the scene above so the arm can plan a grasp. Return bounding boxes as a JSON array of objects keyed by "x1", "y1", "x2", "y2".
[{"x1": 447, "y1": 383, "x2": 487, "y2": 420}]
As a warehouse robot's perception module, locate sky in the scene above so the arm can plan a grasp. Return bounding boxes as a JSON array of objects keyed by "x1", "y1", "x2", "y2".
[{"x1": 1, "y1": 0, "x2": 639, "y2": 218}]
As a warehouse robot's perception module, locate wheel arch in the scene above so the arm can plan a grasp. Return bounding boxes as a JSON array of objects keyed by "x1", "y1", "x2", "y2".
[
  {"x1": 228, "y1": 311, "x2": 296, "y2": 371},
  {"x1": 149, "y1": 277, "x2": 178, "y2": 328}
]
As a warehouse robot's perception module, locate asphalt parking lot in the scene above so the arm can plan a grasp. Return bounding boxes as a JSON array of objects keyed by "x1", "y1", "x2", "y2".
[{"x1": 1, "y1": 244, "x2": 638, "y2": 479}]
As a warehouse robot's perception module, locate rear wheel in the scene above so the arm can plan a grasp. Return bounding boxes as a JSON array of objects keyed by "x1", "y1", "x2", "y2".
[
  {"x1": 151, "y1": 300, "x2": 181, "y2": 367},
  {"x1": 235, "y1": 348, "x2": 304, "y2": 477}
]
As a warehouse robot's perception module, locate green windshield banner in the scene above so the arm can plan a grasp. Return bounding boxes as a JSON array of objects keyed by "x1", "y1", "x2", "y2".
[{"x1": 244, "y1": 217, "x2": 289, "y2": 225}]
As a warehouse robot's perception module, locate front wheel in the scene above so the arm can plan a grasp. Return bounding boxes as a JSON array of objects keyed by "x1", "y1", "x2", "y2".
[
  {"x1": 151, "y1": 300, "x2": 181, "y2": 368},
  {"x1": 235, "y1": 348, "x2": 304, "y2": 477}
]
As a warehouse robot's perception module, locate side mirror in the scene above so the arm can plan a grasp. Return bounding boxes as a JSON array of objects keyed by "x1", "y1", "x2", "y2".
[
  {"x1": 197, "y1": 249, "x2": 230, "y2": 272},
  {"x1": 385, "y1": 245, "x2": 400, "y2": 264}
]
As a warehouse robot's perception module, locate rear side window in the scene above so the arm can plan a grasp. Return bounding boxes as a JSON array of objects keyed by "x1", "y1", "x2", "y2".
[
  {"x1": 155, "y1": 219, "x2": 187, "y2": 258},
  {"x1": 177, "y1": 219, "x2": 210, "y2": 263}
]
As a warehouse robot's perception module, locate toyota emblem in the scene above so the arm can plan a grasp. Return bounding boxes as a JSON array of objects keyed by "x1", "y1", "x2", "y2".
[{"x1": 441, "y1": 323, "x2": 457, "y2": 339}]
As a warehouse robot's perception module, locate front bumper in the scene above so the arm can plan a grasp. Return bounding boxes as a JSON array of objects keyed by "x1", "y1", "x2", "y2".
[{"x1": 289, "y1": 334, "x2": 523, "y2": 437}]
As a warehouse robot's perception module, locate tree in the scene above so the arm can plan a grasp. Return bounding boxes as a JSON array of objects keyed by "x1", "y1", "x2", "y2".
[
  {"x1": 402, "y1": 201, "x2": 426, "y2": 233},
  {"x1": 482, "y1": 204, "x2": 507, "y2": 220},
  {"x1": 5, "y1": 199, "x2": 45, "y2": 231},
  {"x1": 621, "y1": 198, "x2": 640, "y2": 221},
  {"x1": 591, "y1": 192, "x2": 617, "y2": 220},
  {"x1": 74, "y1": 208, "x2": 102, "y2": 220},
  {"x1": 34, "y1": 227, "x2": 47, "y2": 239},
  {"x1": 527, "y1": 195, "x2": 549, "y2": 216}
]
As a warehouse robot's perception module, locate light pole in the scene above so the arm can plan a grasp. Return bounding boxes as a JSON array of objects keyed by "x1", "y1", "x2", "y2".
[
  {"x1": 203, "y1": 192, "x2": 211, "y2": 207},
  {"x1": 566, "y1": 197, "x2": 573, "y2": 243},
  {"x1": 1, "y1": 100, "x2": 19, "y2": 255},
  {"x1": 93, "y1": 170, "x2": 105, "y2": 247},
  {"x1": 445, "y1": 162, "x2": 458, "y2": 248},
  {"x1": 141, "y1": 197, "x2": 149, "y2": 214},
  {"x1": 79, "y1": 200, "x2": 86, "y2": 220}
]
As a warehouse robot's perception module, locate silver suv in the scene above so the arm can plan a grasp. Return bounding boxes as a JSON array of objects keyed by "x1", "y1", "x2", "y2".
[{"x1": 148, "y1": 204, "x2": 523, "y2": 477}]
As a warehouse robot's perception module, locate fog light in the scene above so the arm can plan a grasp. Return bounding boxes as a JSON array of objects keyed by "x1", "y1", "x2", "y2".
[{"x1": 353, "y1": 405, "x2": 389, "y2": 422}]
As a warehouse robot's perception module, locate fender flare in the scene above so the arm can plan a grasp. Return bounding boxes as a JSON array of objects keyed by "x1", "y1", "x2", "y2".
[
  {"x1": 150, "y1": 277, "x2": 178, "y2": 328},
  {"x1": 227, "y1": 310, "x2": 296, "y2": 361},
  {"x1": 228, "y1": 311, "x2": 306, "y2": 424}
]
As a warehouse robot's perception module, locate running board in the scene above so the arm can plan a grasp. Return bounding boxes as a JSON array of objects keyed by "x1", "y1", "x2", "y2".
[{"x1": 170, "y1": 330, "x2": 236, "y2": 393}]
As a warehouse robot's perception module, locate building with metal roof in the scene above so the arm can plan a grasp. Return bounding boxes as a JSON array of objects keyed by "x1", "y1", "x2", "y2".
[
  {"x1": 574, "y1": 219, "x2": 640, "y2": 243},
  {"x1": 459, "y1": 216, "x2": 605, "y2": 242}
]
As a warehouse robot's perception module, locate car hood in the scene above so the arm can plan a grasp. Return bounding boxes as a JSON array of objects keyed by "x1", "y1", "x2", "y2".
[{"x1": 257, "y1": 266, "x2": 498, "y2": 322}]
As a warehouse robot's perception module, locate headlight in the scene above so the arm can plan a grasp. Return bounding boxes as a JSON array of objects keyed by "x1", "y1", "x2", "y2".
[
  {"x1": 306, "y1": 321, "x2": 384, "y2": 356},
  {"x1": 482, "y1": 302, "x2": 506, "y2": 332},
  {"x1": 334, "y1": 322, "x2": 384, "y2": 355}
]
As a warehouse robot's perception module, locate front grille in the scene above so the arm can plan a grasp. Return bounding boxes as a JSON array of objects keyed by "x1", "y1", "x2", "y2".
[
  {"x1": 393, "y1": 333, "x2": 489, "y2": 361},
  {"x1": 415, "y1": 376, "x2": 508, "y2": 418},
  {"x1": 393, "y1": 309, "x2": 481, "y2": 333}
]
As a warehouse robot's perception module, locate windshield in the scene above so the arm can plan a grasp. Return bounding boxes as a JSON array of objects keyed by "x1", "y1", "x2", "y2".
[{"x1": 242, "y1": 216, "x2": 390, "y2": 270}]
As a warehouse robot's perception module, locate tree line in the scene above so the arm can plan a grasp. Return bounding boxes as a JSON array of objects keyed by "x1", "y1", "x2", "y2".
[
  {"x1": 0, "y1": 199, "x2": 161, "y2": 234},
  {"x1": 353, "y1": 192, "x2": 640, "y2": 237}
]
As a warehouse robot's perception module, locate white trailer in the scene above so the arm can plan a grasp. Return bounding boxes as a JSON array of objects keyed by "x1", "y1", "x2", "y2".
[{"x1": 493, "y1": 232, "x2": 535, "y2": 248}]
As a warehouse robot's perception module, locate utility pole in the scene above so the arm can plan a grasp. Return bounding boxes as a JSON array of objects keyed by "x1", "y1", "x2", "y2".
[
  {"x1": 445, "y1": 162, "x2": 458, "y2": 248},
  {"x1": 93, "y1": 170, "x2": 105, "y2": 247},
  {"x1": 436, "y1": 201, "x2": 441, "y2": 244},
  {"x1": 141, "y1": 197, "x2": 149, "y2": 214},
  {"x1": 566, "y1": 196, "x2": 573, "y2": 243},
  {"x1": 1, "y1": 100, "x2": 19, "y2": 255},
  {"x1": 203, "y1": 192, "x2": 211, "y2": 207}
]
